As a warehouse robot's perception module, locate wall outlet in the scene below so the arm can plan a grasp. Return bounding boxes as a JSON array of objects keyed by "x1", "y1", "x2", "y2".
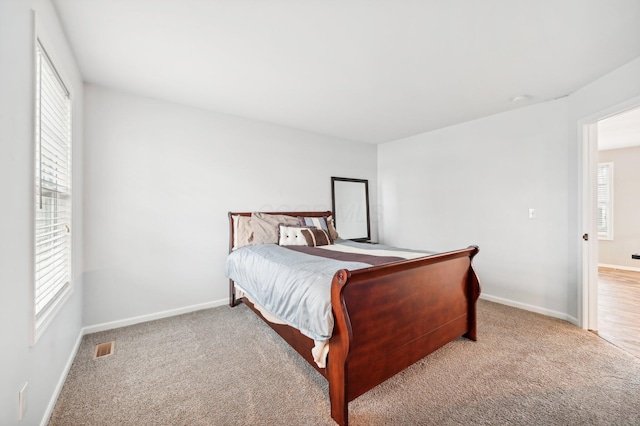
[
  {"x1": 18, "y1": 382, "x2": 28, "y2": 421},
  {"x1": 528, "y1": 208, "x2": 537, "y2": 219}
]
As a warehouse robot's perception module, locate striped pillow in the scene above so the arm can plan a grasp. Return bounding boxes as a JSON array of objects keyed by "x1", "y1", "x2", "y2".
[
  {"x1": 300, "y1": 228, "x2": 332, "y2": 247},
  {"x1": 298, "y1": 216, "x2": 336, "y2": 242},
  {"x1": 298, "y1": 216, "x2": 329, "y2": 232}
]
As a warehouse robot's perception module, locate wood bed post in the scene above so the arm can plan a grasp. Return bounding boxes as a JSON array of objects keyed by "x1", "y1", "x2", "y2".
[
  {"x1": 229, "y1": 279, "x2": 237, "y2": 307},
  {"x1": 463, "y1": 246, "x2": 481, "y2": 341},
  {"x1": 228, "y1": 212, "x2": 237, "y2": 307},
  {"x1": 329, "y1": 269, "x2": 352, "y2": 426}
]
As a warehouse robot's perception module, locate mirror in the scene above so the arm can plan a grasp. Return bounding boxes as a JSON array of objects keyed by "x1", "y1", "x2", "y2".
[{"x1": 331, "y1": 177, "x2": 371, "y2": 242}]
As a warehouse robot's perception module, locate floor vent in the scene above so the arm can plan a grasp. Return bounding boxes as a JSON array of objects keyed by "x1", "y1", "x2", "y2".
[{"x1": 94, "y1": 341, "x2": 115, "y2": 359}]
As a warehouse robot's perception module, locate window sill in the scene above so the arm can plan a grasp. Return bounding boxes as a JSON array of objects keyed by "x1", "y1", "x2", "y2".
[{"x1": 32, "y1": 284, "x2": 73, "y2": 346}]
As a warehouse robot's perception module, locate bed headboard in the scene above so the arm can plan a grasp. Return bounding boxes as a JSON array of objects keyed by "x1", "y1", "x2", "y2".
[{"x1": 228, "y1": 211, "x2": 333, "y2": 253}]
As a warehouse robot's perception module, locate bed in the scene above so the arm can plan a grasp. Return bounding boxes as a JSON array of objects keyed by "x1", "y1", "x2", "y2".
[{"x1": 226, "y1": 210, "x2": 480, "y2": 425}]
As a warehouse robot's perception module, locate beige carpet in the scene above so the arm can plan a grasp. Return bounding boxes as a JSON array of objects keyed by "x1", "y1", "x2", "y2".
[{"x1": 49, "y1": 300, "x2": 640, "y2": 425}]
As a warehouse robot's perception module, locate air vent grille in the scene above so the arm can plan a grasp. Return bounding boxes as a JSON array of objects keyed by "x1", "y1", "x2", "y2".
[{"x1": 94, "y1": 341, "x2": 115, "y2": 359}]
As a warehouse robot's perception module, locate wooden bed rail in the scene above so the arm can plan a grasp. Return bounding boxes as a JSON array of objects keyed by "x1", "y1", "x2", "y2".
[{"x1": 328, "y1": 246, "x2": 480, "y2": 425}]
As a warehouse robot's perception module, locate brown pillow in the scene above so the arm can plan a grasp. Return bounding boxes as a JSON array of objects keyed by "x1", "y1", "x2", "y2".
[
  {"x1": 251, "y1": 212, "x2": 300, "y2": 244},
  {"x1": 300, "y1": 228, "x2": 332, "y2": 247},
  {"x1": 327, "y1": 215, "x2": 339, "y2": 241}
]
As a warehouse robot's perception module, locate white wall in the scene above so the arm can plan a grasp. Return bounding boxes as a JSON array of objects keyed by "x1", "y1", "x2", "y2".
[
  {"x1": 598, "y1": 146, "x2": 640, "y2": 268},
  {"x1": 0, "y1": 1, "x2": 84, "y2": 425},
  {"x1": 378, "y1": 99, "x2": 573, "y2": 320},
  {"x1": 83, "y1": 84, "x2": 378, "y2": 327},
  {"x1": 378, "y1": 55, "x2": 640, "y2": 324}
]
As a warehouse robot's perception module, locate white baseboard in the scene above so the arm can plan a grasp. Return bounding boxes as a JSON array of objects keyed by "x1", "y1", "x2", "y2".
[
  {"x1": 82, "y1": 298, "x2": 228, "y2": 335},
  {"x1": 598, "y1": 263, "x2": 640, "y2": 273},
  {"x1": 480, "y1": 294, "x2": 578, "y2": 326},
  {"x1": 40, "y1": 329, "x2": 84, "y2": 426}
]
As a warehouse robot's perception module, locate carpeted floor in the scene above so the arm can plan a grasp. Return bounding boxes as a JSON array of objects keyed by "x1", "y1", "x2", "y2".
[{"x1": 49, "y1": 300, "x2": 640, "y2": 425}]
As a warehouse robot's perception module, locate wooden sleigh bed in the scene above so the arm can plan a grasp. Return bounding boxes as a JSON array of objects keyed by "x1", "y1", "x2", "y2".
[{"x1": 227, "y1": 210, "x2": 480, "y2": 425}]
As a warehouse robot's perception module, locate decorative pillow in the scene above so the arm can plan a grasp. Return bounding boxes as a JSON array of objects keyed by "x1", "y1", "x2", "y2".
[
  {"x1": 298, "y1": 216, "x2": 332, "y2": 239},
  {"x1": 300, "y1": 228, "x2": 333, "y2": 247},
  {"x1": 232, "y1": 215, "x2": 253, "y2": 250},
  {"x1": 251, "y1": 212, "x2": 300, "y2": 245},
  {"x1": 278, "y1": 225, "x2": 312, "y2": 246},
  {"x1": 327, "y1": 215, "x2": 339, "y2": 241}
]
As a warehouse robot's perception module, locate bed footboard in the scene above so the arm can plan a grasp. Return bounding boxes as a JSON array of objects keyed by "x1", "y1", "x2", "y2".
[{"x1": 328, "y1": 246, "x2": 480, "y2": 426}]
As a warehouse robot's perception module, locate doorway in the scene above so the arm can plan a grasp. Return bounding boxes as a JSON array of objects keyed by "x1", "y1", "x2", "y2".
[{"x1": 583, "y1": 104, "x2": 640, "y2": 358}]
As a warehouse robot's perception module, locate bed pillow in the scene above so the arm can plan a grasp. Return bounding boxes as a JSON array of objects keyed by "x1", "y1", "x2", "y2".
[
  {"x1": 251, "y1": 212, "x2": 300, "y2": 245},
  {"x1": 300, "y1": 228, "x2": 333, "y2": 247},
  {"x1": 278, "y1": 225, "x2": 312, "y2": 246},
  {"x1": 327, "y1": 215, "x2": 339, "y2": 241},
  {"x1": 232, "y1": 215, "x2": 253, "y2": 250},
  {"x1": 298, "y1": 216, "x2": 334, "y2": 240},
  {"x1": 298, "y1": 216, "x2": 329, "y2": 231}
]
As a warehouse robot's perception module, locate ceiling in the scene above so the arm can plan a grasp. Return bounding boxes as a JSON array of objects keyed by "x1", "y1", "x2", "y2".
[
  {"x1": 598, "y1": 106, "x2": 640, "y2": 151},
  {"x1": 52, "y1": 0, "x2": 640, "y2": 144}
]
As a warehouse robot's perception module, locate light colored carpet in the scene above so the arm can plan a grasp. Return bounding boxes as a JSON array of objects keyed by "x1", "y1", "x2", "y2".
[{"x1": 49, "y1": 300, "x2": 640, "y2": 425}]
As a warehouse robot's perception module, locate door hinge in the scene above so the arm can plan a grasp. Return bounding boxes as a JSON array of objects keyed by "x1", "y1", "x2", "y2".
[{"x1": 583, "y1": 233, "x2": 589, "y2": 241}]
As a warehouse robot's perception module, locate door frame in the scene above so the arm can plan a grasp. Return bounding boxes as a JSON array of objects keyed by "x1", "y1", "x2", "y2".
[{"x1": 579, "y1": 96, "x2": 640, "y2": 330}]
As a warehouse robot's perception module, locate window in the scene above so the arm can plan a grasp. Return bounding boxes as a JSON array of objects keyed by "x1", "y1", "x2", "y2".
[
  {"x1": 597, "y1": 162, "x2": 613, "y2": 240},
  {"x1": 34, "y1": 39, "x2": 72, "y2": 336}
]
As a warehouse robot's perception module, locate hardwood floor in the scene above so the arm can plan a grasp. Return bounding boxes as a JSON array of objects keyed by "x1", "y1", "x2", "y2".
[{"x1": 598, "y1": 267, "x2": 640, "y2": 359}]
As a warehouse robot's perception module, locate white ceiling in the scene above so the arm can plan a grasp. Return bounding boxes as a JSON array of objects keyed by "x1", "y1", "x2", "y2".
[
  {"x1": 598, "y1": 106, "x2": 640, "y2": 151},
  {"x1": 52, "y1": 0, "x2": 640, "y2": 144}
]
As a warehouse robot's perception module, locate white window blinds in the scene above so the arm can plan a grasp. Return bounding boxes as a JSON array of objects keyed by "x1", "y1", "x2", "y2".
[
  {"x1": 35, "y1": 40, "x2": 72, "y2": 326},
  {"x1": 597, "y1": 162, "x2": 613, "y2": 240}
]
